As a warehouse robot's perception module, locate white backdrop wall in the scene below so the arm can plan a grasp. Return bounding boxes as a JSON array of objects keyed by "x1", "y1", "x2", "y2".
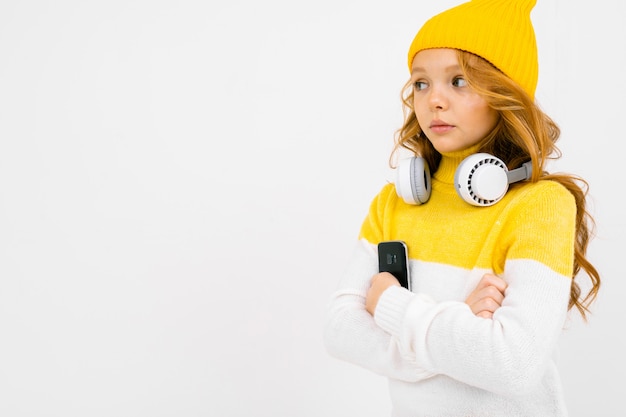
[{"x1": 0, "y1": 1, "x2": 622, "y2": 416}]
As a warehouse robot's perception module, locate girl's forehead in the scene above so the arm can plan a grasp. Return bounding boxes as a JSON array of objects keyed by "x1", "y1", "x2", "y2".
[{"x1": 411, "y1": 48, "x2": 460, "y2": 73}]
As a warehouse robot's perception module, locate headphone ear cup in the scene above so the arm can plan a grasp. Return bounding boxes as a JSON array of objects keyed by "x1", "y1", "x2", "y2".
[
  {"x1": 396, "y1": 157, "x2": 431, "y2": 205},
  {"x1": 454, "y1": 153, "x2": 509, "y2": 207}
]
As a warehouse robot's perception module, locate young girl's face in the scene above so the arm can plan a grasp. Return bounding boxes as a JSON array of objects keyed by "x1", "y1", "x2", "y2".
[{"x1": 411, "y1": 48, "x2": 498, "y2": 154}]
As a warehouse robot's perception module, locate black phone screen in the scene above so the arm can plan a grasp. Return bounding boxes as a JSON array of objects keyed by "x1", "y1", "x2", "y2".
[{"x1": 377, "y1": 241, "x2": 410, "y2": 290}]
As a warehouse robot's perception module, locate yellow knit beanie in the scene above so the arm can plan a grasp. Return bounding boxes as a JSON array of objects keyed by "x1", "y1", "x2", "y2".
[{"x1": 407, "y1": 0, "x2": 538, "y2": 98}]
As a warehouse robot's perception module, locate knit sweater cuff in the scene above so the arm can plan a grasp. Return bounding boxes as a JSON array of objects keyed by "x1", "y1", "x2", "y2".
[{"x1": 374, "y1": 285, "x2": 416, "y2": 337}]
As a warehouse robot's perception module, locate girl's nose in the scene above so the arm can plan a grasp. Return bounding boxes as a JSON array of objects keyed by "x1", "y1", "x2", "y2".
[{"x1": 428, "y1": 86, "x2": 448, "y2": 111}]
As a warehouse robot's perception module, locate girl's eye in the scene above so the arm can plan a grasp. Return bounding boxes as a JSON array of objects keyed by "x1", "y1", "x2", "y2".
[
  {"x1": 452, "y1": 77, "x2": 467, "y2": 87},
  {"x1": 414, "y1": 81, "x2": 428, "y2": 91}
]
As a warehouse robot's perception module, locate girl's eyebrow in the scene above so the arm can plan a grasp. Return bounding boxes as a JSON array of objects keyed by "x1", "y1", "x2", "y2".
[{"x1": 411, "y1": 64, "x2": 462, "y2": 76}]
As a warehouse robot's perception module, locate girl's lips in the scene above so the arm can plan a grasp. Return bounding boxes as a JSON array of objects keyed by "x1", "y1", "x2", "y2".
[{"x1": 429, "y1": 123, "x2": 454, "y2": 134}]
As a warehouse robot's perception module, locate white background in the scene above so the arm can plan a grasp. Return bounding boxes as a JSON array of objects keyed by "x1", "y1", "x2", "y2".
[{"x1": 0, "y1": 0, "x2": 623, "y2": 416}]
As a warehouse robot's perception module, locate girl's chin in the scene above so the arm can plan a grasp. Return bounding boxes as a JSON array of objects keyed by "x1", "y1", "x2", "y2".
[
  {"x1": 431, "y1": 143, "x2": 467, "y2": 154},
  {"x1": 429, "y1": 138, "x2": 481, "y2": 155}
]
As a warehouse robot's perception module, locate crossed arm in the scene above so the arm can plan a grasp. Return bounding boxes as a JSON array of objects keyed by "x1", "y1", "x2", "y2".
[{"x1": 366, "y1": 271, "x2": 507, "y2": 319}]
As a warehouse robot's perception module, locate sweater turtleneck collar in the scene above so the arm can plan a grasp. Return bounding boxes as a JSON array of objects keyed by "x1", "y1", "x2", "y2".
[{"x1": 433, "y1": 144, "x2": 482, "y2": 185}]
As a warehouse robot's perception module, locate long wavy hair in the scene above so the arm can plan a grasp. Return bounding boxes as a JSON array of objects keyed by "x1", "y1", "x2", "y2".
[{"x1": 392, "y1": 50, "x2": 600, "y2": 320}]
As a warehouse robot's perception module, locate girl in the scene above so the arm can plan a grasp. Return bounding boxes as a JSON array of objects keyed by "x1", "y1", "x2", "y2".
[{"x1": 324, "y1": 1, "x2": 601, "y2": 416}]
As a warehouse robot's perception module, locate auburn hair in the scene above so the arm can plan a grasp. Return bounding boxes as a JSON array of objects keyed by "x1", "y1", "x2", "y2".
[{"x1": 392, "y1": 50, "x2": 600, "y2": 320}]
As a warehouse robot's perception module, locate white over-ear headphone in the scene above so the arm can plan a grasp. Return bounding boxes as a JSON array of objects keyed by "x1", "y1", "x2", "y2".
[{"x1": 396, "y1": 153, "x2": 532, "y2": 207}]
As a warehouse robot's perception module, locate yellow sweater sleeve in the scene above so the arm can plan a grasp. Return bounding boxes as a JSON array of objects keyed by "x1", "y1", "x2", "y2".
[{"x1": 499, "y1": 180, "x2": 576, "y2": 277}]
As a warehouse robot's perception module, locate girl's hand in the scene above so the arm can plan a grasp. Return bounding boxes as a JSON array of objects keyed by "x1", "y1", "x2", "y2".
[
  {"x1": 465, "y1": 273, "x2": 508, "y2": 318},
  {"x1": 366, "y1": 272, "x2": 401, "y2": 316}
]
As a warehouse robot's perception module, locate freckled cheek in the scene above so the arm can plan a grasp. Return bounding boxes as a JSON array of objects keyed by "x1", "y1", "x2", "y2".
[
  {"x1": 466, "y1": 100, "x2": 498, "y2": 128},
  {"x1": 413, "y1": 98, "x2": 429, "y2": 123}
]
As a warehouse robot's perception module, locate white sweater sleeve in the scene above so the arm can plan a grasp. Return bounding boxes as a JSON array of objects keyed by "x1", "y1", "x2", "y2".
[
  {"x1": 323, "y1": 239, "x2": 436, "y2": 382},
  {"x1": 374, "y1": 258, "x2": 571, "y2": 395}
]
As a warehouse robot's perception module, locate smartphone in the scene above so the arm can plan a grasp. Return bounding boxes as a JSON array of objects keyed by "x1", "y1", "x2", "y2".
[{"x1": 377, "y1": 240, "x2": 410, "y2": 290}]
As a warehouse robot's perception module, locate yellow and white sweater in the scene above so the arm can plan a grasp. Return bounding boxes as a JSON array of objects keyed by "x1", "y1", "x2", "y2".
[{"x1": 324, "y1": 148, "x2": 575, "y2": 417}]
